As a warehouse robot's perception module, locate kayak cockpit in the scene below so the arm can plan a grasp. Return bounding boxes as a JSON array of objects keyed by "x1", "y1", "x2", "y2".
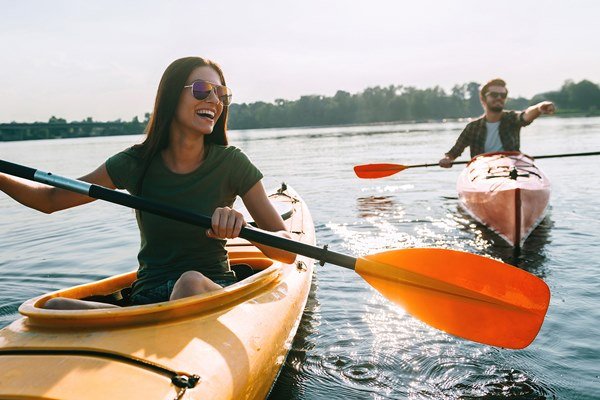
[
  {"x1": 18, "y1": 254, "x2": 285, "y2": 329},
  {"x1": 74, "y1": 256, "x2": 274, "y2": 307}
]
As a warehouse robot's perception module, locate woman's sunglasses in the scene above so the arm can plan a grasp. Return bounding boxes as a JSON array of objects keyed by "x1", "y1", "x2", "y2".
[{"x1": 183, "y1": 80, "x2": 232, "y2": 106}]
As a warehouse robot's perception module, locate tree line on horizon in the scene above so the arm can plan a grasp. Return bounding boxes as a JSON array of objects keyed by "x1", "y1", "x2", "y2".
[
  {"x1": 1, "y1": 79, "x2": 598, "y2": 141},
  {"x1": 228, "y1": 79, "x2": 600, "y2": 129}
]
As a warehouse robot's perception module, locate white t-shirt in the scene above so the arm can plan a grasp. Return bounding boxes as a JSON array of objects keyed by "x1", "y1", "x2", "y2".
[{"x1": 484, "y1": 121, "x2": 503, "y2": 153}]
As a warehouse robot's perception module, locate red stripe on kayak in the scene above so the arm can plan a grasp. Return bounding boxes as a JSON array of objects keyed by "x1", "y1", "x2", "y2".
[{"x1": 515, "y1": 188, "x2": 522, "y2": 248}]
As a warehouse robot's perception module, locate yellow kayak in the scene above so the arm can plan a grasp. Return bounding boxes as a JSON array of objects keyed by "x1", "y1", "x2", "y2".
[{"x1": 0, "y1": 184, "x2": 315, "y2": 400}]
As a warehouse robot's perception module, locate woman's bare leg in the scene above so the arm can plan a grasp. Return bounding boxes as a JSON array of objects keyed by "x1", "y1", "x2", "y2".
[
  {"x1": 44, "y1": 297, "x2": 119, "y2": 310},
  {"x1": 170, "y1": 271, "x2": 222, "y2": 301}
]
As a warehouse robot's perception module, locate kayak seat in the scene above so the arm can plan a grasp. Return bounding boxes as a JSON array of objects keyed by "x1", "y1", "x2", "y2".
[{"x1": 231, "y1": 264, "x2": 255, "y2": 281}]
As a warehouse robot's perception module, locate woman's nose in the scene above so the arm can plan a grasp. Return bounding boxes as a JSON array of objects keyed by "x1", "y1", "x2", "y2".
[{"x1": 204, "y1": 88, "x2": 220, "y2": 104}]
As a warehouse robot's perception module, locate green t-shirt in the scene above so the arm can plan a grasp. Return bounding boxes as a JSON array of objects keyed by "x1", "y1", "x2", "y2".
[{"x1": 105, "y1": 144, "x2": 263, "y2": 296}]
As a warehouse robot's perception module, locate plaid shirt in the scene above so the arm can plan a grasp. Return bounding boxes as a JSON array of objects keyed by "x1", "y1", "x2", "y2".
[{"x1": 446, "y1": 110, "x2": 531, "y2": 159}]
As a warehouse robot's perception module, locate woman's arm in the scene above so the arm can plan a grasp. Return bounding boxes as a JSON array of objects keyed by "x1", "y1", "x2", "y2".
[
  {"x1": 241, "y1": 181, "x2": 297, "y2": 264},
  {"x1": 207, "y1": 180, "x2": 297, "y2": 264},
  {"x1": 0, "y1": 163, "x2": 116, "y2": 214}
]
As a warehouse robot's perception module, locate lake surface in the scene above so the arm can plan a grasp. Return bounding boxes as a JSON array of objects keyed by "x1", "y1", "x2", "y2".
[{"x1": 1, "y1": 117, "x2": 599, "y2": 399}]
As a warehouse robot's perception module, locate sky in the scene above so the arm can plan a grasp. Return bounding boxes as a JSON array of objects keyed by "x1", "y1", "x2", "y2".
[{"x1": 1, "y1": 0, "x2": 599, "y2": 123}]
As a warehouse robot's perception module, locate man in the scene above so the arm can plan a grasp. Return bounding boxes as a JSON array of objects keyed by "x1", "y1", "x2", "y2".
[{"x1": 439, "y1": 78, "x2": 556, "y2": 168}]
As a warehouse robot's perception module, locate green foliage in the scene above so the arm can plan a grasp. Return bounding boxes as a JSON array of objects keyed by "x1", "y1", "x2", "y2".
[
  {"x1": 506, "y1": 97, "x2": 530, "y2": 111},
  {"x1": 228, "y1": 82, "x2": 486, "y2": 129},
  {"x1": 540, "y1": 80, "x2": 600, "y2": 112},
  {"x1": 226, "y1": 79, "x2": 599, "y2": 129}
]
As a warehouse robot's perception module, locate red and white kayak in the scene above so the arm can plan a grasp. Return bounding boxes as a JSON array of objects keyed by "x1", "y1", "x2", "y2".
[{"x1": 457, "y1": 151, "x2": 551, "y2": 247}]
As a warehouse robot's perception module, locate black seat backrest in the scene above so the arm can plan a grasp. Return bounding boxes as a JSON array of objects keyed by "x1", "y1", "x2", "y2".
[{"x1": 231, "y1": 264, "x2": 255, "y2": 281}]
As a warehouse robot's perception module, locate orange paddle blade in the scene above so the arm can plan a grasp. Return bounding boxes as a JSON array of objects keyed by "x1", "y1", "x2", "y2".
[
  {"x1": 355, "y1": 248, "x2": 550, "y2": 349},
  {"x1": 353, "y1": 163, "x2": 407, "y2": 179}
]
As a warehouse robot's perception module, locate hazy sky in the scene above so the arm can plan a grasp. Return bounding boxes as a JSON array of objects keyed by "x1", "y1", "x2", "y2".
[{"x1": 1, "y1": 0, "x2": 599, "y2": 122}]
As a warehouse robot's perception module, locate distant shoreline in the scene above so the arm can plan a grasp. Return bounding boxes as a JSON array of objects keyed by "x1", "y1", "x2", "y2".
[
  {"x1": 3, "y1": 78, "x2": 599, "y2": 141},
  {"x1": 1, "y1": 112, "x2": 598, "y2": 142}
]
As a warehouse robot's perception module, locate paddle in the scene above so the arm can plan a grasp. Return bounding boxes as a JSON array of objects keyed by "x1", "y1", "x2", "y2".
[
  {"x1": 354, "y1": 150, "x2": 600, "y2": 179},
  {"x1": 0, "y1": 159, "x2": 550, "y2": 349}
]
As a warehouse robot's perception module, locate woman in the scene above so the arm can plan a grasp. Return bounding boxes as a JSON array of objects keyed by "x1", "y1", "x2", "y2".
[{"x1": 0, "y1": 56, "x2": 295, "y2": 309}]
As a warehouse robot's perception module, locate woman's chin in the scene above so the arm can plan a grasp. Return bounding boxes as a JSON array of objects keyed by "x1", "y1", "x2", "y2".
[{"x1": 192, "y1": 124, "x2": 215, "y2": 136}]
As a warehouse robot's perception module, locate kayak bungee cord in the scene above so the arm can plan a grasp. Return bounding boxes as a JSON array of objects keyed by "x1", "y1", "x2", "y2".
[{"x1": 0, "y1": 348, "x2": 200, "y2": 399}]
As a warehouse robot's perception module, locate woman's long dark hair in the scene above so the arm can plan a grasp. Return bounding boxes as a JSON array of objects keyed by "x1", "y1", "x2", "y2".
[{"x1": 134, "y1": 57, "x2": 229, "y2": 194}]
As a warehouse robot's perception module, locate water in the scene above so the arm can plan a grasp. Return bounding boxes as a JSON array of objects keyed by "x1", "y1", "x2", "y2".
[{"x1": 1, "y1": 117, "x2": 599, "y2": 399}]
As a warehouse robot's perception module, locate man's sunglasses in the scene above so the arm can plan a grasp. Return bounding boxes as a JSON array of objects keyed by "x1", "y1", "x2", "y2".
[
  {"x1": 486, "y1": 91, "x2": 507, "y2": 99},
  {"x1": 183, "y1": 80, "x2": 233, "y2": 106}
]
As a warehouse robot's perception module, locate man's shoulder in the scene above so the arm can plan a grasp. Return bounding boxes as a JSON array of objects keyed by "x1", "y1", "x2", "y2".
[{"x1": 464, "y1": 116, "x2": 485, "y2": 129}]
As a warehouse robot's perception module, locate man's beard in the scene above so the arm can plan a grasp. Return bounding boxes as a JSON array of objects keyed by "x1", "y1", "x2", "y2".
[{"x1": 488, "y1": 105, "x2": 504, "y2": 112}]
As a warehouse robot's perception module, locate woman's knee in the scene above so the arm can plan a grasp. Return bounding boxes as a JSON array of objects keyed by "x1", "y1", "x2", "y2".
[
  {"x1": 173, "y1": 271, "x2": 205, "y2": 292},
  {"x1": 172, "y1": 271, "x2": 220, "y2": 299},
  {"x1": 176, "y1": 271, "x2": 208, "y2": 289},
  {"x1": 179, "y1": 270, "x2": 206, "y2": 282}
]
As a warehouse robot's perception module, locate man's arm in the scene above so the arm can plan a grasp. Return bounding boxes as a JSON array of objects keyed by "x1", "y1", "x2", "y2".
[
  {"x1": 522, "y1": 101, "x2": 556, "y2": 124},
  {"x1": 439, "y1": 125, "x2": 472, "y2": 168}
]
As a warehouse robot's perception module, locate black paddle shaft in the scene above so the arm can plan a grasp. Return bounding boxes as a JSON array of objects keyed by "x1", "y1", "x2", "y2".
[
  {"x1": 0, "y1": 160, "x2": 357, "y2": 270},
  {"x1": 532, "y1": 151, "x2": 600, "y2": 160}
]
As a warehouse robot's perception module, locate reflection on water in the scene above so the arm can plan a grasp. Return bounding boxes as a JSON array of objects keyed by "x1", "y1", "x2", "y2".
[
  {"x1": 356, "y1": 195, "x2": 399, "y2": 219},
  {"x1": 454, "y1": 206, "x2": 552, "y2": 278},
  {"x1": 493, "y1": 217, "x2": 553, "y2": 278},
  {"x1": 268, "y1": 275, "x2": 320, "y2": 399}
]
